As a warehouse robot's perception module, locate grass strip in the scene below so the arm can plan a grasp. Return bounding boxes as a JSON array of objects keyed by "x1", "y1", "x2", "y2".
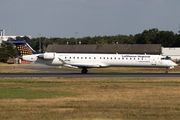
[{"x1": 0, "y1": 77, "x2": 180, "y2": 120}]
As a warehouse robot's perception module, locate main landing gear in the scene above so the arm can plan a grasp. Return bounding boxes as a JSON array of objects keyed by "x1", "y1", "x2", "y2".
[
  {"x1": 81, "y1": 68, "x2": 88, "y2": 74},
  {"x1": 165, "y1": 67, "x2": 168, "y2": 74}
]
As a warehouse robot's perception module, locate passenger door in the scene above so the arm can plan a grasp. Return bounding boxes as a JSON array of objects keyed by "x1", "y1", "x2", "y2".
[{"x1": 151, "y1": 58, "x2": 156, "y2": 65}]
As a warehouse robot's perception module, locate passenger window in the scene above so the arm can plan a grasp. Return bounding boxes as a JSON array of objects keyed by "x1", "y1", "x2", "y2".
[
  {"x1": 107, "y1": 57, "x2": 109, "y2": 59},
  {"x1": 111, "y1": 57, "x2": 112, "y2": 59},
  {"x1": 73, "y1": 57, "x2": 75, "y2": 59},
  {"x1": 118, "y1": 58, "x2": 120, "y2": 60},
  {"x1": 70, "y1": 57, "x2": 71, "y2": 59},
  {"x1": 122, "y1": 58, "x2": 124, "y2": 60},
  {"x1": 94, "y1": 57, "x2": 96, "y2": 59},
  {"x1": 126, "y1": 58, "x2": 128, "y2": 60},
  {"x1": 89, "y1": 57, "x2": 91, "y2": 59},
  {"x1": 85, "y1": 57, "x2": 87, "y2": 59},
  {"x1": 65, "y1": 57, "x2": 67, "y2": 59},
  {"x1": 114, "y1": 57, "x2": 116, "y2": 60},
  {"x1": 77, "y1": 57, "x2": 79, "y2": 59},
  {"x1": 100, "y1": 57, "x2": 101, "y2": 59},
  {"x1": 104, "y1": 57, "x2": 105, "y2": 59},
  {"x1": 134, "y1": 58, "x2": 135, "y2": 60}
]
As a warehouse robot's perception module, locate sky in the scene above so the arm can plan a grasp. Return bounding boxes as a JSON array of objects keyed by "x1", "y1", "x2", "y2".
[{"x1": 0, "y1": 0, "x2": 180, "y2": 38}]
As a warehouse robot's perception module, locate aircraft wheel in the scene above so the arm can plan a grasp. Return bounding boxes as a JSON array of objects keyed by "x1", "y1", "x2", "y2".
[{"x1": 81, "y1": 69, "x2": 88, "y2": 74}]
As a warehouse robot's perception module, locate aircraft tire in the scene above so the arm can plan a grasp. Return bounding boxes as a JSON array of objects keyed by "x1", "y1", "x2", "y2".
[{"x1": 82, "y1": 69, "x2": 88, "y2": 74}]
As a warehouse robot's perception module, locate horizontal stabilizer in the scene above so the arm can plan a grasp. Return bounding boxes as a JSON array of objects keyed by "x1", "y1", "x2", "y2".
[{"x1": 6, "y1": 40, "x2": 25, "y2": 44}]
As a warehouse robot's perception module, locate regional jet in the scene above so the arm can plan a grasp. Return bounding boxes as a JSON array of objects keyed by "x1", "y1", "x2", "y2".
[{"x1": 6, "y1": 39, "x2": 177, "y2": 73}]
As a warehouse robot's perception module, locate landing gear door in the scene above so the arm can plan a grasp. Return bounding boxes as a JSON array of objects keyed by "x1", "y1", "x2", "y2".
[{"x1": 151, "y1": 58, "x2": 156, "y2": 65}]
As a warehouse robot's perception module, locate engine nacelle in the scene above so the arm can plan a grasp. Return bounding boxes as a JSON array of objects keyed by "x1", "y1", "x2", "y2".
[{"x1": 38, "y1": 53, "x2": 55, "y2": 59}]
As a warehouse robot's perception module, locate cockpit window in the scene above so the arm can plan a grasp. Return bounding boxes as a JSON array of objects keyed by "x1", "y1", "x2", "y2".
[{"x1": 161, "y1": 56, "x2": 171, "y2": 60}]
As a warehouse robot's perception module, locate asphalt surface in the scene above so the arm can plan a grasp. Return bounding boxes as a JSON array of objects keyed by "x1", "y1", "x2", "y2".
[
  {"x1": 1, "y1": 64, "x2": 180, "y2": 78},
  {"x1": 1, "y1": 73, "x2": 180, "y2": 78}
]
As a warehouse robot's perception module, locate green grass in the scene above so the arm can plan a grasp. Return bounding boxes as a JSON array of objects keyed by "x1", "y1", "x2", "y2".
[
  {"x1": 0, "y1": 78, "x2": 78, "y2": 99},
  {"x1": 0, "y1": 88, "x2": 75, "y2": 99}
]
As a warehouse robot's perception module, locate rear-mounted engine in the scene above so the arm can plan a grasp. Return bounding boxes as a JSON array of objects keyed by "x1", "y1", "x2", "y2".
[{"x1": 38, "y1": 53, "x2": 55, "y2": 59}]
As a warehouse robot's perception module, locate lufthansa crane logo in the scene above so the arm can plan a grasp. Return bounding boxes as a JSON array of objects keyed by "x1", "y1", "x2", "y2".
[{"x1": 17, "y1": 45, "x2": 33, "y2": 56}]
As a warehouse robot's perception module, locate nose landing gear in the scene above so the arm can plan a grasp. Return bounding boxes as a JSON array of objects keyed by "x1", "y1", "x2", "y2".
[{"x1": 165, "y1": 67, "x2": 168, "y2": 74}]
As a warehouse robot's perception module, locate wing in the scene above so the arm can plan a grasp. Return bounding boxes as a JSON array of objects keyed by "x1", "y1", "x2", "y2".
[
  {"x1": 69, "y1": 63, "x2": 109, "y2": 68},
  {"x1": 58, "y1": 57, "x2": 108, "y2": 68},
  {"x1": 70, "y1": 63, "x2": 100, "y2": 68}
]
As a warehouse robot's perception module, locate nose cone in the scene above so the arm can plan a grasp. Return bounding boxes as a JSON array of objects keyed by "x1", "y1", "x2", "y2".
[
  {"x1": 170, "y1": 60, "x2": 178, "y2": 66},
  {"x1": 174, "y1": 63, "x2": 178, "y2": 66},
  {"x1": 169, "y1": 60, "x2": 178, "y2": 69}
]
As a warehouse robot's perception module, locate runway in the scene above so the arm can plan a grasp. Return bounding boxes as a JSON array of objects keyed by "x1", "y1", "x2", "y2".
[
  {"x1": 1, "y1": 73, "x2": 180, "y2": 78},
  {"x1": 1, "y1": 64, "x2": 180, "y2": 78}
]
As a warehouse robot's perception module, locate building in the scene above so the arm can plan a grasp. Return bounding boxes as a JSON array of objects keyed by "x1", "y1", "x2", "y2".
[
  {"x1": 162, "y1": 47, "x2": 180, "y2": 62},
  {"x1": 0, "y1": 29, "x2": 30, "y2": 44},
  {"x1": 45, "y1": 44, "x2": 162, "y2": 54},
  {"x1": 0, "y1": 29, "x2": 17, "y2": 43}
]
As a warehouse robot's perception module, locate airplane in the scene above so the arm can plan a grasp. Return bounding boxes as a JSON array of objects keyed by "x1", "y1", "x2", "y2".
[{"x1": 6, "y1": 39, "x2": 177, "y2": 73}]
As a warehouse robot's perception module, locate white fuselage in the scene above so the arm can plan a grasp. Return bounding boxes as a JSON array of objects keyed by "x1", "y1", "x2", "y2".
[{"x1": 22, "y1": 53, "x2": 177, "y2": 68}]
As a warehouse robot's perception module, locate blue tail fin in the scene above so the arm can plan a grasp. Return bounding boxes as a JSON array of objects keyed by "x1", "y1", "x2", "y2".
[{"x1": 6, "y1": 39, "x2": 41, "y2": 56}]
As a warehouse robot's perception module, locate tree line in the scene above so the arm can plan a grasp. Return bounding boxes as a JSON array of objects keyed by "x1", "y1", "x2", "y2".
[
  {"x1": 0, "y1": 28, "x2": 180, "y2": 63},
  {"x1": 24, "y1": 28, "x2": 180, "y2": 52}
]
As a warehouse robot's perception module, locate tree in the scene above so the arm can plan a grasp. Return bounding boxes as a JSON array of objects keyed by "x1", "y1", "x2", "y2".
[
  {"x1": 0, "y1": 47, "x2": 9, "y2": 63},
  {"x1": 96, "y1": 38, "x2": 108, "y2": 44},
  {"x1": 0, "y1": 41, "x2": 18, "y2": 63},
  {"x1": 156, "y1": 31, "x2": 175, "y2": 47}
]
